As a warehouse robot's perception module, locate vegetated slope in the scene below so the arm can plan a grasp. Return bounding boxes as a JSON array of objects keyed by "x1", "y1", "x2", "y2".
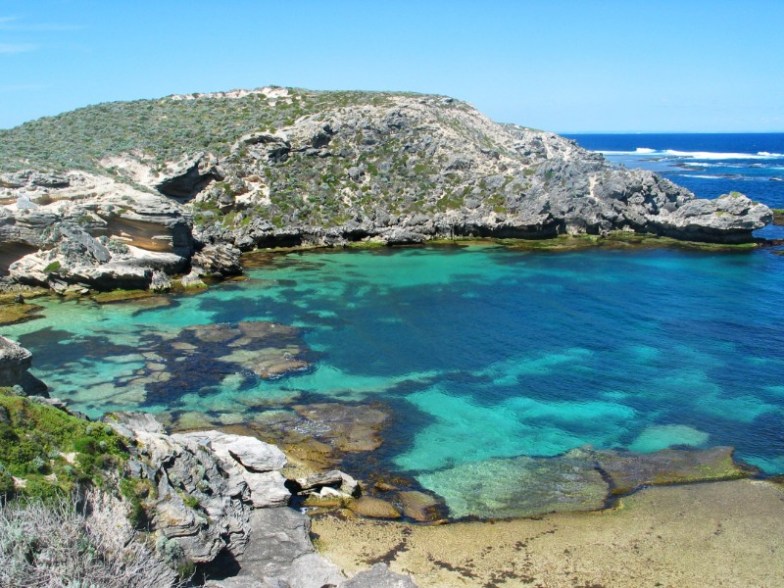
[{"x1": 0, "y1": 87, "x2": 772, "y2": 291}]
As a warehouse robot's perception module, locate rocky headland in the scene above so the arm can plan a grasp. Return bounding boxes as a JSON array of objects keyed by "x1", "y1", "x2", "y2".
[
  {"x1": 0, "y1": 387, "x2": 417, "y2": 588},
  {"x1": 0, "y1": 87, "x2": 773, "y2": 293}
]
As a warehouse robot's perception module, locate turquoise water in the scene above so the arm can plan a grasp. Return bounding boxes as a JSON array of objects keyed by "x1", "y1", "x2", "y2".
[{"x1": 5, "y1": 245, "x2": 784, "y2": 510}]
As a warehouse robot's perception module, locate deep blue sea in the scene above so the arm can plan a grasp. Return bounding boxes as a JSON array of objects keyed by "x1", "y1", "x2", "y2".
[{"x1": 5, "y1": 134, "x2": 784, "y2": 519}]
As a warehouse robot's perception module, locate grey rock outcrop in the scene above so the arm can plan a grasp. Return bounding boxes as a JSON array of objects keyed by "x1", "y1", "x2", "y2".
[
  {"x1": 192, "y1": 242, "x2": 243, "y2": 278},
  {"x1": 0, "y1": 335, "x2": 31, "y2": 385},
  {"x1": 155, "y1": 153, "x2": 224, "y2": 201},
  {"x1": 0, "y1": 335, "x2": 47, "y2": 394},
  {"x1": 107, "y1": 413, "x2": 420, "y2": 587}
]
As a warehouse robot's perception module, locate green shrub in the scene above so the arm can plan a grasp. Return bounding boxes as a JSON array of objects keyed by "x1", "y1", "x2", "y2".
[{"x1": 0, "y1": 389, "x2": 127, "y2": 499}]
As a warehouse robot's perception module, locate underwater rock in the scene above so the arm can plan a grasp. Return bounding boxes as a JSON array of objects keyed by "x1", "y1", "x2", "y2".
[
  {"x1": 417, "y1": 454, "x2": 608, "y2": 520},
  {"x1": 139, "y1": 320, "x2": 311, "y2": 408},
  {"x1": 348, "y1": 496, "x2": 402, "y2": 520},
  {"x1": 587, "y1": 446, "x2": 749, "y2": 495},
  {"x1": 628, "y1": 423, "x2": 710, "y2": 452},
  {"x1": 249, "y1": 403, "x2": 390, "y2": 472},
  {"x1": 397, "y1": 490, "x2": 447, "y2": 523},
  {"x1": 293, "y1": 403, "x2": 388, "y2": 453}
]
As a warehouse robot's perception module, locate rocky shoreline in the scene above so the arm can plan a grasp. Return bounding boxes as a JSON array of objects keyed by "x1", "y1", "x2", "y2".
[
  {"x1": 0, "y1": 388, "x2": 418, "y2": 588},
  {"x1": 0, "y1": 87, "x2": 774, "y2": 294},
  {"x1": 1, "y1": 337, "x2": 780, "y2": 586},
  {"x1": 312, "y1": 478, "x2": 784, "y2": 588}
]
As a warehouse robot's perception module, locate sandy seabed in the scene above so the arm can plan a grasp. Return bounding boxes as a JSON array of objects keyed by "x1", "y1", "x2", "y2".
[{"x1": 311, "y1": 479, "x2": 784, "y2": 588}]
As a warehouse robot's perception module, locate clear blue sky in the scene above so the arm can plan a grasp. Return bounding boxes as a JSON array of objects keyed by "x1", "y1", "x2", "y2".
[{"x1": 1, "y1": 0, "x2": 783, "y2": 132}]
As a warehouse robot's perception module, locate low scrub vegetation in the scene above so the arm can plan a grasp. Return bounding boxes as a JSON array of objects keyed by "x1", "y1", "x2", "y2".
[{"x1": 0, "y1": 491, "x2": 181, "y2": 588}]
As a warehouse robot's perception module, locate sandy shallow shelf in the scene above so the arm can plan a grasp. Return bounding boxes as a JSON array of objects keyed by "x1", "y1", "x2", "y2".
[{"x1": 311, "y1": 479, "x2": 784, "y2": 588}]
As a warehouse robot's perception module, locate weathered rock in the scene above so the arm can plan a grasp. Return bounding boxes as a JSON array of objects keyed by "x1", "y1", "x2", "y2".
[
  {"x1": 8, "y1": 222, "x2": 188, "y2": 290},
  {"x1": 104, "y1": 410, "x2": 167, "y2": 437},
  {"x1": 0, "y1": 169, "x2": 194, "y2": 291},
  {"x1": 155, "y1": 153, "x2": 223, "y2": 201},
  {"x1": 192, "y1": 242, "x2": 243, "y2": 278},
  {"x1": 342, "y1": 563, "x2": 418, "y2": 588},
  {"x1": 0, "y1": 335, "x2": 31, "y2": 384},
  {"x1": 129, "y1": 429, "x2": 254, "y2": 563},
  {"x1": 348, "y1": 496, "x2": 401, "y2": 519},
  {"x1": 234, "y1": 507, "x2": 345, "y2": 588},
  {"x1": 194, "y1": 430, "x2": 288, "y2": 472},
  {"x1": 657, "y1": 192, "x2": 773, "y2": 243},
  {"x1": 0, "y1": 335, "x2": 47, "y2": 395},
  {"x1": 150, "y1": 269, "x2": 172, "y2": 292},
  {"x1": 174, "y1": 430, "x2": 290, "y2": 508}
]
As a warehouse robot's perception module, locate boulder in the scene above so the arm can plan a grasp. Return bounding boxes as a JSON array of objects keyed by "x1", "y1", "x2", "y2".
[
  {"x1": 342, "y1": 563, "x2": 418, "y2": 588},
  {"x1": 0, "y1": 336, "x2": 48, "y2": 395},
  {"x1": 192, "y1": 242, "x2": 243, "y2": 278},
  {"x1": 234, "y1": 507, "x2": 345, "y2": 588},
  {"x1": 397, "y1": 491, "x2": 445, "y2": 523},
  {"x1": 348, "y1": 497, "x2": 401, "y2": 520},
  {"x1": 294, "y1": 469, "x2": 360, "y2": 497}
]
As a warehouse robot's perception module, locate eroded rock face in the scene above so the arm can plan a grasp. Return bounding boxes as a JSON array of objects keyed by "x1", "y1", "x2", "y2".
[
  {"x1": 0, "y1": 170, "x2": 193, "y2": 289},
  {"x1": 106, "y1": 421, "x2": 296, "y2": 565}
]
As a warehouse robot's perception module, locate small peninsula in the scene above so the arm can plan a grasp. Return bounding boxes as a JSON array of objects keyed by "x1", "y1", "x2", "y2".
[{"x1": 0, "y1": 87, "x2": 772, "y2": 293}]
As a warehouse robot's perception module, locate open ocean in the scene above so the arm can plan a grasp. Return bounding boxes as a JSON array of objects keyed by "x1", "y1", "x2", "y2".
[{"x1": 5, "y1": 133, "x2": 784, "y2": 519}]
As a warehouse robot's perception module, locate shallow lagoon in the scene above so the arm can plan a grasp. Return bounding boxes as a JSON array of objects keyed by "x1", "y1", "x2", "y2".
[{"x1": 6, "y1": 245, "x2": 784, "y2": 515}]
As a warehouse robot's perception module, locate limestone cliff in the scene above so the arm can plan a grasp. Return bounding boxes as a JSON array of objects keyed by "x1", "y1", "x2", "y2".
[{"x1": 0, "y1": 87, "x2": 772, "y2": 291}]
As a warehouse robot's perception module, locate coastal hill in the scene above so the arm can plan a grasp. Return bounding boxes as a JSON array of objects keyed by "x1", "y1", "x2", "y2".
[{"x1": 0, "y1": 87, "x2": 772, "y2": 291}]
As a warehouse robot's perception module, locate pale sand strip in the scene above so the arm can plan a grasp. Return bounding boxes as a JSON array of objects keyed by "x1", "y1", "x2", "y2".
[{"x1": 312, "y1": 479, "x2": 784, "y2": 587}]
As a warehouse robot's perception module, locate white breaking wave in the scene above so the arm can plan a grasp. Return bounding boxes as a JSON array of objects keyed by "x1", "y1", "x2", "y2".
[
  {"x1": 600, "y1": 148, "x2": 784, "y2": 160},
  {"x1": 663, "y1": 149, "x2": 784, "y2": 160}
]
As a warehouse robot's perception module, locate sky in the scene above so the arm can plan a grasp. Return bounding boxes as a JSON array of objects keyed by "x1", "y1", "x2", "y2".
[{"x1": 1, "y1": 0, "x2": 783, "y2": 132}]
